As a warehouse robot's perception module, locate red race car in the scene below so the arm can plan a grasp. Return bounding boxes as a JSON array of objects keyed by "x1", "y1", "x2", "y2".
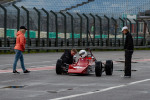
[{"x1": 56, "y1": 49, "x2": 113, "y2": 77}]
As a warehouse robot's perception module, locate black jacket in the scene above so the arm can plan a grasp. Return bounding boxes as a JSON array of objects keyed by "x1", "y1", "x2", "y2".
[
  {"x1": 60, "y1": 50, "x2": 73, "y2": 64},
  {"x1": 124, "y1": 32, "x2": 134, "y2": 50}
]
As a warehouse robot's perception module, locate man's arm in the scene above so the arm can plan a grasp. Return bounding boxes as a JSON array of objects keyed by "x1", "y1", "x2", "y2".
[{"x1": 20, "y1": 36, "x2": 25, "y2": 51}]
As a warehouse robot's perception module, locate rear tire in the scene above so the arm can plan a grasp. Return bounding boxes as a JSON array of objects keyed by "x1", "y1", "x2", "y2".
[
  {"x1": 56, "y1": 59, "x2": 63, "y2": 75},
  {"x1": 105, "y1": 60, "x2": 113, "y2": 75},
  {"x1": 95, "y1": 61, "x2": 102, "y2": 77}
]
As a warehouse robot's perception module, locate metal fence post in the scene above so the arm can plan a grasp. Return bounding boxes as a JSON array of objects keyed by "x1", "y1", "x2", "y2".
[
  {"x1": 96, "y1": 15, "x2": 103, "y2": 46},
  {"x1": 77, "y1": 13, "x2": 83, "y2": 46},
  {"x1": 90, "y1": 13, "x2": 96, "y2": 46},
  {"x1": 0, "y1": 4, "x2": 7, "y2": 47},
  {"x1": 104, "y1": 15, "x2": 110, "y2": 46},
  {"x1": 21, "y1": 6, "x2": 30, "y2": 50},
  {"x1": 33, "y1": 7, "x2": 41, "y2": 47},
  {"x1": 42, "y1": 8, "x2": 49, "y2": 47},
  {"x1": 60, "y1": 11, "x2": 67, "y2": 46},
  {"x1": 142, "y1": 19, "x2": 146, "y2": 46},
  {"x1": 111, "y1": 17, "x2": 117, "y2": 47},
  {"x1": 133, "y1": 19, "x2": 139, "y2": 46},
  {"x1": 50, "y1": 10, "x2": 58, "y2": 47},
  {"x1": 119, "y1": 17, "x2": 125, "y2": 46},
  {"x1": 13, "y1": 4, "x2": 20, "y2": 31},
  {"x1": 66, "y1": 12, "x2": 74, "y2": 47},
  {"x1": 83, "y1": 13, "x2": 89, "y2": 46},
  {"x1": 126, "y1": 18, "x2": 132, "y2": 33},
  {"x1": 7, "y1": 38, "x2": 10, "y2": 47},
  {"x1": 0, "y1": 38, "x2": 2, "y2": 47}
]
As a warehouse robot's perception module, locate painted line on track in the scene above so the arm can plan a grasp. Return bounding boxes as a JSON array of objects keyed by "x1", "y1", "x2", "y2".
[
  {"x1": 0, "y1": 66, "x2": 55, "y2": 73},
  {"x1": 50, "y1": 79, "x2": 150, "y2": 100}
]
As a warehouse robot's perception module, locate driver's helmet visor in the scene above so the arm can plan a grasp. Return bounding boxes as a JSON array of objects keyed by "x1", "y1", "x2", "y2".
[{"x1": 79, "y1": 52, "x2": 85, "y2": 56}]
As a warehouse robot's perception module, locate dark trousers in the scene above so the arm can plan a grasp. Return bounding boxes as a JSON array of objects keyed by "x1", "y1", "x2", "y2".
[{"x1": 125, "y1": 50, "x2": 133, "y2": 76}]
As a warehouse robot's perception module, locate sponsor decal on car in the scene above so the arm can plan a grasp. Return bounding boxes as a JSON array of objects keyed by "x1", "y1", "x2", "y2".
[{"x1": 73, "y1": 66, "x2": 83, "y2": 69}]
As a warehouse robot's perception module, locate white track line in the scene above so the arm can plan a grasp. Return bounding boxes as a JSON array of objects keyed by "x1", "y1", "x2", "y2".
[
  {"x1": 50, "y1": 79, "x2": 150, "y2": 100},
  {"x1": 128, "y1": 79, "x2": 150, "y2": 85}
]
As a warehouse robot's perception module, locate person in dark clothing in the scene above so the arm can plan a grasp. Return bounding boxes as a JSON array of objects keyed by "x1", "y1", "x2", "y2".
[
  {"x1": 60, "y1": 49, "x2": 77, "y2": 65},
  {"x1": 122, "y1": 26, "x2": 134, "y2": 78}
]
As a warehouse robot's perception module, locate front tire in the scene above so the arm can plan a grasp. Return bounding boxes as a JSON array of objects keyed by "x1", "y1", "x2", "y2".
[
  {"x1": 95, "y1": 61, "x2": 102, "y2": 77},
  {"x1": 105, "y1": 60, "x2": 113, "y2": 75},
  {"x1": 56, "y1": 59, "x2": 63, "y2": 75}
]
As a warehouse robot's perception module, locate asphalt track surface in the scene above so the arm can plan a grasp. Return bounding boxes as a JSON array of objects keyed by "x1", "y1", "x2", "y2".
[{"x1": 0, "y1": 50, "x2": 150, "y2": 100}]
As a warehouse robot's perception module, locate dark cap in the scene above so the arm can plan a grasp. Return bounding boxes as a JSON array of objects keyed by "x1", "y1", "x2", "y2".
[{"x1": 19, "y1": 26, "x2": 27, "y2": 30}]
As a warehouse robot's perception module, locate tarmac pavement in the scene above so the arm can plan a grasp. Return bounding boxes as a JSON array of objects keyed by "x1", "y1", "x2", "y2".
[{"x1": 0, "y1": 50, "x2": 150, "y2": 100}]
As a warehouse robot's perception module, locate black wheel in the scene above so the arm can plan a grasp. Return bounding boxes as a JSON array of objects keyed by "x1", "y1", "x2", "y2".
[
  {"x1": 56, "y1": 59, "x2": 63, "y2": 74},
  {"x1": 95, "y1": 61, "x2": 102, "y2": 77},
  {"x1": 105, "y1": 60, "x2": 113, "y2": 75}
]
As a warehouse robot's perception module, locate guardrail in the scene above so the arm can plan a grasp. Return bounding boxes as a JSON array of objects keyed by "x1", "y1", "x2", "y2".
[{"x1": 0, "y1": 38, "x2": 147, "y2": 51}]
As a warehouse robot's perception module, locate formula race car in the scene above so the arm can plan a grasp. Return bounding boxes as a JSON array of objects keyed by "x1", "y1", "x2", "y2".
[{"x1": 56, "y1": 49, "x2": 113, "y2": 77}]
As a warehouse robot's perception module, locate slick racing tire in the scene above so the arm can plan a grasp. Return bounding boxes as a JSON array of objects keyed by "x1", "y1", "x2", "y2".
[
  {"x1": 56, "y1": 59, "x2": 63, "y2": 75},
  {"x1": 95, "y1": 61, "x2": 102, "y2": 77},
  {"x1": 105, "y1": 60, "x2": 113, "y2": 75}
]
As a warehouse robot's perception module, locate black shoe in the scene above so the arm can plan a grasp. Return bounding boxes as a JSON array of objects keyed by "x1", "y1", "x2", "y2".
[
  {"x1": 13, "y1": 70, "x2": 20, "y2": 74},
  {"x1": 23, "y1": 70, "x2": 30, "y2": 73}
]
